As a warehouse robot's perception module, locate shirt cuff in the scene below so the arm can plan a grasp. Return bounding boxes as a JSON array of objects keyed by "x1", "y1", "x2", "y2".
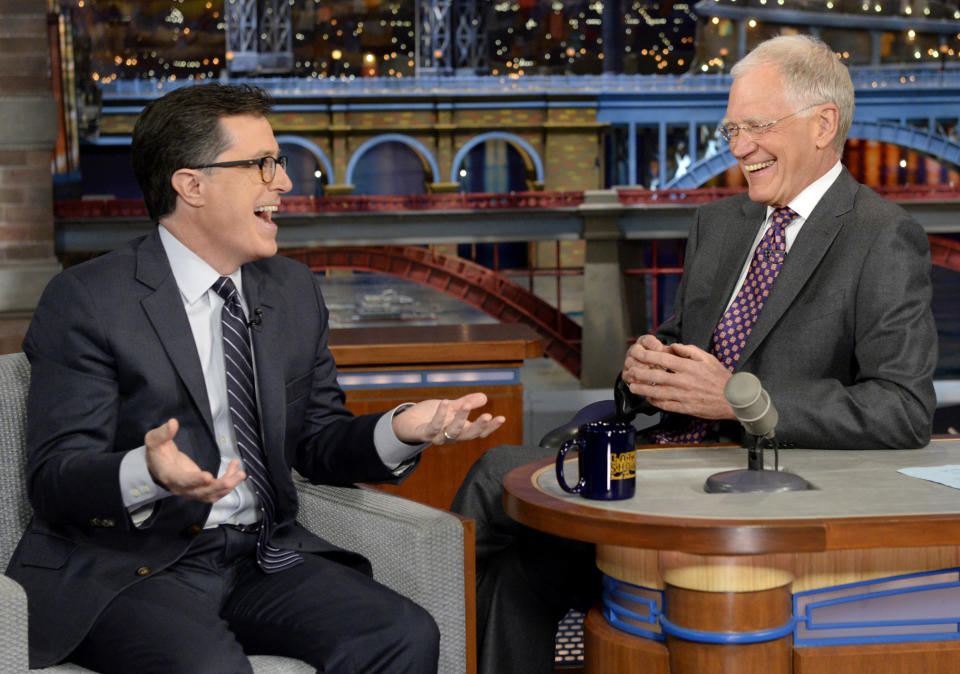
[
  {"x1": 374, "y1": 403, "x2": 429, "y2": 473},
  {"x1": 119, "y1": 445, "x2": 171, "y2": 509}
]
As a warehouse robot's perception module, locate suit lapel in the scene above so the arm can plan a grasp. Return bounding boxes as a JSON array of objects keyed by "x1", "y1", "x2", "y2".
[
  {"x1": 136, "y1": 231, "x2": 215, "y2": 437},
  {"x1": 737, "y1": 168, "x2": 857, "y2": 368},
  {"x1": 690, "y1": 198, "x2": 767, "y2": 350}
]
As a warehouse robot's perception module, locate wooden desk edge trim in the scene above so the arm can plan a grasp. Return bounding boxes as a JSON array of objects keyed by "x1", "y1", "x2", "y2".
[
  {"x1": 330, "y1": 338, "x2": 543, "y2": 366},
  {"x1": 503, "y1": 458, "x2": 960, "y2": 555}
]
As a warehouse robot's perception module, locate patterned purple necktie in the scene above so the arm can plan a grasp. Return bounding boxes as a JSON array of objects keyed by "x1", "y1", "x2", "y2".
[
  {"x1": 652, "y1": 206, "x2": 799, "y2": 444},
  {"x1": 213, "y1": 276, "x2": 302, "y2": 573}
]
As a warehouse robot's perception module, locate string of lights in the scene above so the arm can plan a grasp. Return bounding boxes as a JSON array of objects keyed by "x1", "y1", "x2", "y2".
[{"x1": 51, "y1": 1, "x2": 960, "y2": 95}]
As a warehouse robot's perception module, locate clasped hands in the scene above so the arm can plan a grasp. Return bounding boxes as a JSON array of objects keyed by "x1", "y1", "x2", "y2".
[
  {"x1": 622, "y1": 334, "x2": 736, "y2": 421},
  {"x1": 144, "y1": 393, "x2": 504, "y2": 503}
]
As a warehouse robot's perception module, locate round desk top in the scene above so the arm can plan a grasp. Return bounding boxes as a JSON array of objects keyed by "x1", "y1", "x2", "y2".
[{"x1": 502, "y1": 439, "x2": 960, "y2": 555}]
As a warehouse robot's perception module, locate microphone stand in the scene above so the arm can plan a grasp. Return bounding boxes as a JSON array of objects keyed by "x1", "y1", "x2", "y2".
[
  {"x1": 704, "y1": 434, "x2": 809, "y2": 493},
  {"x1": 747, "y1": 434, "x2": 764, "y2": 471}
]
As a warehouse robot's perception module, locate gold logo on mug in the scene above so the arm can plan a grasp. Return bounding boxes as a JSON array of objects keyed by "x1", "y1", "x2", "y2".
[{"x1": 610, "y1": 450, "x2": 636, "y2": 480}]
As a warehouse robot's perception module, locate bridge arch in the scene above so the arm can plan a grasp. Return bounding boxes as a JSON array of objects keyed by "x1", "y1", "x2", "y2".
[
  {"x1": 276, "y1": 135, "x2": 335, "y2": 185},
  {"x1": 450, "y1": 132, "x2": 545, "y2": 187},
  {"x1": 282, "y1": 245, "x2": 582, "y2": 376},
  {"x1": 663, "y1": 121, "x2": 960, "y2": 190},
  {"x1": 930, "y1": 236, "x2": 960, "y2": 273},
  {"x1": 345, "y1": 134, "x2": 441, "y2": 188}
]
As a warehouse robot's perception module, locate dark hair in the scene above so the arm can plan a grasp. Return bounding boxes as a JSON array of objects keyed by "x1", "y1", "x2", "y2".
[{"x1": 131, "y1": 83, "x2": 274, "y2": 221}]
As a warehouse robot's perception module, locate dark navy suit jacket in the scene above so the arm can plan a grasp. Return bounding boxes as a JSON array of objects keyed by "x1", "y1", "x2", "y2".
[{"x1": 7, "y1": 229, "x2": 409, "y2": 667}]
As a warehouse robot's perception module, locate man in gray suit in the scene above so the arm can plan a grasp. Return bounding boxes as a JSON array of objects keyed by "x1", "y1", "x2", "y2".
[
  {"x1": 452, "y1": 34, "x2": 937, "y2": 674},
  {"x1": 8, "y1": 83, "x2": 503, "y2": 673}
]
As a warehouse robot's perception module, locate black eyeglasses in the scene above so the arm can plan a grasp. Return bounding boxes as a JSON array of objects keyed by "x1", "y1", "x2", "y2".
[{"x1": 192, "y1": 155, "x2": 288, "y2": 183}]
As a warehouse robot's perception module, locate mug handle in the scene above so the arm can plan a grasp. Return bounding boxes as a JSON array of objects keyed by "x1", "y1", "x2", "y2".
[{"x1": 556, "y1": 437, "x2": 585, "y2": 493}]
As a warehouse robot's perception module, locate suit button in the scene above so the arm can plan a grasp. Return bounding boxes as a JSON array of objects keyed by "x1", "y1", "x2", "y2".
[{"x1": 135, "y1": 566, "x2": 151, "y2": 577}]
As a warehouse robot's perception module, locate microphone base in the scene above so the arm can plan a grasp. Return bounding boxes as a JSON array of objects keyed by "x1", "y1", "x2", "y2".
[{"x1": 704, "y1": 468, "x2": 809, "y2": 494}]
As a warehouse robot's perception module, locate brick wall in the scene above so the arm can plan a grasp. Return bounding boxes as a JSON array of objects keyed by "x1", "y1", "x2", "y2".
[{"x1": 0, "y1": 1, "x2": 61, "y2": 354}]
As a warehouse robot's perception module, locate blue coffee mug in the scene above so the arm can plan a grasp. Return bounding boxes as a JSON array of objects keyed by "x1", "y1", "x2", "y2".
[{"x1": 555, "y1": 421, "x2": 636, "y2": 500}]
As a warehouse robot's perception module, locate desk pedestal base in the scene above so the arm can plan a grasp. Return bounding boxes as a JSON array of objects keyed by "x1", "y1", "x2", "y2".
[
  {"x1": 584, "y1": 607, "x2": 668, "y2": 674},
  {"x1": 665, "y1": 585, "x2": 793, "y2": 674}
]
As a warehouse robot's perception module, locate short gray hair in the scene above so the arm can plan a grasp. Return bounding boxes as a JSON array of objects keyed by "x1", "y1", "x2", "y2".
[{"x1": 731, "y1": 34, "x2": 854, "y2": 153}]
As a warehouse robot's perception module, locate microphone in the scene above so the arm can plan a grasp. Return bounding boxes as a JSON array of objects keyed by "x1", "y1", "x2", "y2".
[
  {"x1": 724, "y1": 372, "x2": 777, "y2": 440},
  {"x1": 704, "y1": 372, "x2": 808, "y2": 493},
  {"x1": 248, "y1": 307, "x2": 263, "y2": 327}
]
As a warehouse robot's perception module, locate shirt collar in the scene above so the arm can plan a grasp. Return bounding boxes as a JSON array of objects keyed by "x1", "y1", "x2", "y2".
[
  {"x1": 765, "y1": 160, "x2": 843, "y2": 222},
  {"x1": 158, "y1": 225, "x2": 243, "y2": 305}
]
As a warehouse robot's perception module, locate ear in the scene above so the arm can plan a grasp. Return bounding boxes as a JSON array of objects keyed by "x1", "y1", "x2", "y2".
[
  {"x1": 814, "y1": 103, "x2": 840, "y2": 150},
  {"x1": 170, "y1": 168, "x2": 205, "y2": 208}
]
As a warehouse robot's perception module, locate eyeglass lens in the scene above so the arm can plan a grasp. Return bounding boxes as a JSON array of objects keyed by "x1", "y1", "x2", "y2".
[{"x1": 260, "y1": 156, "x2": 287, "y2": 183}]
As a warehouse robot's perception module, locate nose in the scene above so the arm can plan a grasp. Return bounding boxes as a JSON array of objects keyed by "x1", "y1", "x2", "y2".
[
  {"x1": 727, "y1": 132, "x2": 756, "y2": 159},
  {"x1": 272, "y1": 162, "x2": 293, "y2": 194}
]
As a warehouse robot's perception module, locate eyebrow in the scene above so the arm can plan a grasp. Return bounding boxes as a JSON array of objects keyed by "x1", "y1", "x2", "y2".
[{"x1": 722, "y1": 115, "x2": 766, "y2": 126}]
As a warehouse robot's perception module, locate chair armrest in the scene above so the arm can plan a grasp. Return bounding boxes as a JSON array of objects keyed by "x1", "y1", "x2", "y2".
[
  {"x1": 0, "y1": 574, "x2": 29, "y2": 673},
  {"x1": 294, "y1": 482, "x2": 472, "y2": 674}
]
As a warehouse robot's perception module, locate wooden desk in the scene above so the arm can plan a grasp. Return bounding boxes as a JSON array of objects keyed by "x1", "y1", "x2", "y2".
[
  {"x1": 504, "y1": 440, "x2": 960, "y2": 674},
  {"x1": 329, "y1": 323, "x2": 542, "y2": 509}
]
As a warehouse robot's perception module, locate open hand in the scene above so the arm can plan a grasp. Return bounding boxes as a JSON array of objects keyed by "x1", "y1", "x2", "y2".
[
  {"x1": 392, "y1": 393, "x2": 506, "y2": 446},
  {"x1": 144, "y1": 418, "x2": 246, "y2": 502}
]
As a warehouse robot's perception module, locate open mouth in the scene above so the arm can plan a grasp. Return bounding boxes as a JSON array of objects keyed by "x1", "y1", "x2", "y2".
[
  {"x1": 254, "y1": 205, "x2": 278, "y2": 224},
  {"x1": 745, "y1": 159, "x2": 776, "y2": 172}
]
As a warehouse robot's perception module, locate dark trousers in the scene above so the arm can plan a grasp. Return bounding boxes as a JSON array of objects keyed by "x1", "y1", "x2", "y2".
[
  {"x1": 451, "y1": 445, "x2": 601, "y2": 674},
  {"x1": 69, "y1": 525, "x2": 439, "y2": 674}
]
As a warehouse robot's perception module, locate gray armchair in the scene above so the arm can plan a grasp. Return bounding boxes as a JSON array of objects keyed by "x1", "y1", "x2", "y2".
[{"x1": 0, "y1": 352, "x2": 474, "y2": 673}]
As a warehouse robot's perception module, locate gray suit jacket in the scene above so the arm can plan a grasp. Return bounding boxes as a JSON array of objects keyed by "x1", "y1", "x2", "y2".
[
  {"x1": 7, "y1": 230, "x2": 411, "y2": 667},
  {"x1": 620, "y1": 168, "x2": 937, "y2": 449}
]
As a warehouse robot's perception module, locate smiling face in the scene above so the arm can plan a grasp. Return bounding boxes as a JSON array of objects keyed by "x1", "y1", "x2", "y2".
[
  {"x1": 175, "y1": 113, "x2": 292, "y2": 274},
  {"x1": 724, "y1": 63, "x2": 838, "y2": 208}
]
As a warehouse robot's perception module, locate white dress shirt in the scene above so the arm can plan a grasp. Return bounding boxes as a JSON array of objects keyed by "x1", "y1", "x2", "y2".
[
  {"x1": 119, "y1": 226, "x2": 426, "y2": 526},
  {"x1": 723, "y1": 161, "x2": 843, "y2": 312}
]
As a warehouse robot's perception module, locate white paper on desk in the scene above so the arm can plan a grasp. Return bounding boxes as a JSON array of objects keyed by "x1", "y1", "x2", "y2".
[{"x1": 898, "y1": 465, "x2": 960, "y2": 490}]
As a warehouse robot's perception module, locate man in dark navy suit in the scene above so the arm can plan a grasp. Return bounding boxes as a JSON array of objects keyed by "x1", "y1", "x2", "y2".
[{"x1": 8, "y1": 83, "x2": 503, "y2": 673}]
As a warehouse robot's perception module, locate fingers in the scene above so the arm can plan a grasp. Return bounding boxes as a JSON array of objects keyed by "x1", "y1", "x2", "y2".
[
  {"x1": 394, "y1": 393, "x2": 506, "y2": 446},
  {"x1": 425, "y1": 399, "x2": 451, "y2": 444},
  {"x1": 624, "y1": 335, "x2": 668, "y2": 383},
  {"x1": 145, "y1": 418, "x2": 179, "y2": 450},
  {"x1": 193, "y1": 465, "x2": 247, "y2": 503},
  {"x1": 431, "y1": 398, "x2": 475, "y2": 445},
  {"x1": 168, "y1": 462, "x2": 247, "y2": 503},
  {"x1": 638, "y1": 334, "x2": 666, "y2": 351},
  {"x1": 144, "y1": 419, "x2": 246, "y2": 502},
  {"x1": 426, "y1": 394, "x2": 505, "y2": 445},
  {"x1": 626, "y1": 343, "x2": 735, "y2": 419},
  {"x1": 626, "y1": 346, "x2": 697, "y2": 397},
  {"x1": 459, "y1": 414, "x2": 506, "y2": 441},
  {"x1": 667, "y1": 342, "x2": 710, "y2": 360},
  {"x1": 454, "y1": 391, "x2": 489, "y2": 409}
]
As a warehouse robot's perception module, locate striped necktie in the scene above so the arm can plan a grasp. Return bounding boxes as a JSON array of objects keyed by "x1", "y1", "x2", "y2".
[
  {"x1": 213, "y1": 276, "x2": 302, "y2": 573},
  {"x1": 651, "y1": 206, "x2": 799, "y2": 444}
]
